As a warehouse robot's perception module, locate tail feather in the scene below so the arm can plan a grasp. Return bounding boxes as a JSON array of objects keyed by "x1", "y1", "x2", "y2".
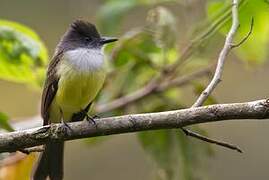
[{"x1": 32, "y1": 142, "x2": 64, "y2": 180}]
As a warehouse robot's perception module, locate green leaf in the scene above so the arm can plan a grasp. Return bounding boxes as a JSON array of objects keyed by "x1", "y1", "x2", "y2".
[
  {"x1": 98, "y1": 0, "x2": 178, "y2": 34},
  {"x1": 207, "y1": 0, "x2": 269, "y2": 64},
  {"x1": 147, "y1": 6, "x2": 177, "y2": 49},
  {"x1": 137, "y1": 108, "x2": 214, "y2": 178},
  {"x1": 0, "y1": 112, "x2": 13, "y2": 132},
  {"x1": 0, "y1": 153, "x2": 37, "y2": 180},
  {"x1": 138, "y1": 129, "x2": 210, "y2": 180},
  {"x1": 98, "y1": 0, "x2": 138, "y2": 34},
  {"x1": 138, "y1": 130, "x2": 175, "y2": 179},
  {"x1": 0, "y1": 19, "x2": 48, "y2": 87}
]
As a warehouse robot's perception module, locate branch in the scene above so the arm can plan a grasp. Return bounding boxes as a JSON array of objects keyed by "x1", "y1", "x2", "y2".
[
  {"x1": 192, "y1": 0, "x2": 240, "y2": 107},
  {"x1": 96, "y1": 67, "x2": 211, "y2": 113},
  {"x1": 0, "y1": 99, "x2": 269, "y2": 153},
  {"x1": 96, "y1": 78, "x2": 159, "y2": 113}
]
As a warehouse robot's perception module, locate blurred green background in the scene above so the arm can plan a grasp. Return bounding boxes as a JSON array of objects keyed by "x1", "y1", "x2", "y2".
[{"x1": 0, "y1": 0, "x2": 269, "y2": 179}]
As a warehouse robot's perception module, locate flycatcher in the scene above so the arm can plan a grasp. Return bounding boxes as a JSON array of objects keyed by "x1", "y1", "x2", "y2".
[{"x1": 32, "y1": 20, "x2": 117, "y2": 180}]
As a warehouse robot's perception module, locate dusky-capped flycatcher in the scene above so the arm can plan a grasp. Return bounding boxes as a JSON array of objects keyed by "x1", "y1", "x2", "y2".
[{"x1": 32, "y1": 20, "x2": 117, "y2": 180}]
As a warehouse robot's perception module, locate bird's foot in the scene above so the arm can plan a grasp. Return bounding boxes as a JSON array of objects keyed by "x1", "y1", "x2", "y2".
[
  {"x1": 92, "y1": 114, "x2": 101, "y2": 119},
  {"x1": 60, "y1": 120, "x2": 73, "y2": 135},
  {"x1": 85, "y1": 114, "x2": 98, "y2": 127}
]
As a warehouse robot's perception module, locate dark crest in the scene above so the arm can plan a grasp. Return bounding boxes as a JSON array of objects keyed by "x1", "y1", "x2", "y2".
[
  {"x1": 70, "y1": 20, "x2": 100, "y2": 39},
  {"x1": 57, "y1": 19, "x2": 117, "y2": 52},
  {"x1": 57, "y1": 20, "x2": 101, "y2": 51}
]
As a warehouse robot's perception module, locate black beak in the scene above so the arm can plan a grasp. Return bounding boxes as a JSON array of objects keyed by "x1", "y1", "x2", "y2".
[{"x1": 100, "y1": 36, "x2": 118, "y2": 44}]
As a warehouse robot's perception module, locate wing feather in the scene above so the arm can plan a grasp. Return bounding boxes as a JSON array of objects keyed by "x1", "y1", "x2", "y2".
[{"x1": 41, "y1": 52, "x2": 63, "y2": 125}]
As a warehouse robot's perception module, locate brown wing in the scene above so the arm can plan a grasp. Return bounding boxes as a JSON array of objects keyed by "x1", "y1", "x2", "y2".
[{"x1": 41, "y1": 51, "x2": 63, "y2": 125}]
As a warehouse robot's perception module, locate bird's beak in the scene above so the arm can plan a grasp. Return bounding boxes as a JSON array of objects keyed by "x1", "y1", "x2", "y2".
[{"x1": 100, "y1": 36, "x2": 118, "y2": 44}]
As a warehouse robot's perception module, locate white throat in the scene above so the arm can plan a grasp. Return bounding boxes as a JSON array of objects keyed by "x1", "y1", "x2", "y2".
[{"x1": 63, "y1": 48, "x2": 104, "y2": 72}]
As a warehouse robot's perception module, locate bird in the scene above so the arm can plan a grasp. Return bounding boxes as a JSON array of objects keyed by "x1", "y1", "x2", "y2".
[{"x1": 32, "y1": 19, "x2": 117, "y2": 180}]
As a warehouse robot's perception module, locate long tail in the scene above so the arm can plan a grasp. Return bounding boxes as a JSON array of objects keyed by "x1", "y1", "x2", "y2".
[{"x1": 32, "y1": 142, "x2": 64, "y2": 180}]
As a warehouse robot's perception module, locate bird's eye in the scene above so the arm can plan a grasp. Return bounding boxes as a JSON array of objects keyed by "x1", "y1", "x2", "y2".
[{"x1": 85, "y1": 37, "x2": 92, "y2": 42}]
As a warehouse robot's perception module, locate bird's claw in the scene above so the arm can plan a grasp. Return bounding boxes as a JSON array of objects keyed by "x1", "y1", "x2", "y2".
[
  {"x1": 60, "y1": 120, "x2": 73, "y2": 135},
  {"x1": 85, "y1": 115, "x2": 97, "y2": 127}
]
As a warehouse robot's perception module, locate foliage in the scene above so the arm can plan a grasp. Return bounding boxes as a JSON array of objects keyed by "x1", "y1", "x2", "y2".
[
  {"x1": 139, "y1": 129, "x2": 212, "y2": 180},
  {"x1": 97, "y1": 0, "x2": 177, "y2": 34},
  {"x1": 0, "y1": 153, "x2": 36, "y2": 180},
  {"x1": 0, "y1": 20, "x2": 48, "y2": 87},
  {"x1": 98, "y1": 4, "x2": 213, "y2": 180},
  {"x1": 207, "y1": 0, "x2": 269, "y2": 64},
  {"x1": 0, "y1": 112, "x2": 13, "y2": 132}
]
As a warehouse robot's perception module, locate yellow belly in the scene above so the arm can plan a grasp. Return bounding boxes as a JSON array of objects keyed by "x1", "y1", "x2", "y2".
[{"x1": 50, "y1": 62, "x2": 106, "y2": 122}]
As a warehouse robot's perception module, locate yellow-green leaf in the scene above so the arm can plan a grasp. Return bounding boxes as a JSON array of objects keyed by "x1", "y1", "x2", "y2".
[
  {"x1": 0, "y1": 19, "x2": 48, "y2": 87},
  {"x1": 0, "y1": 112, "x2": 13, "y2": 132},
  {"x1": 207, "y1": 0, "x2": 269, "y2": 64}
]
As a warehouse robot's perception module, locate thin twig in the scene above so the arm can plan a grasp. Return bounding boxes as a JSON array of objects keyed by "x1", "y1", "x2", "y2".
[
  {"x1": 95, "y1": 67, "x2": 211, "y2": 113},
  {"x1": 181, "y1": 128, "x2": 242, "y2": 153},
  {"x1": 164, "y1": 0, "x2": 243, "y2": 76},
  {"x1": 192, "y1": 0, "x2": 240, "y2": 108},
  {"x1": 156, "y1": 66, "x2": 212, "y2": 92},
  {"x1": 232, "y1": 17, "x2": 254, "y2": 48},
  {"x1": 96, "y1": 78, "x2": 159, "y2": 113}
]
